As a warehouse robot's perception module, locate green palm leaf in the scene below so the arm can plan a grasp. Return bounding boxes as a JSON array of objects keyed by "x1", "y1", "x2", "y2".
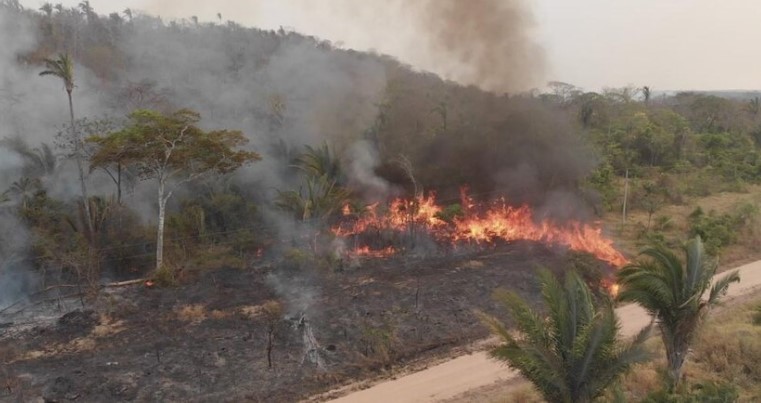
[
  {"x1": 480, "y1": 270, "x2": 648, "y2": 403},
  {"x1": 616, "y1": 235, "x2": 738, "y2": 389}
]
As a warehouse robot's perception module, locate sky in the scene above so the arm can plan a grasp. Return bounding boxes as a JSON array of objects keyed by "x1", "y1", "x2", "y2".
[{"x1": 20, "y1": 0, "x2": 761, "y2": 92}]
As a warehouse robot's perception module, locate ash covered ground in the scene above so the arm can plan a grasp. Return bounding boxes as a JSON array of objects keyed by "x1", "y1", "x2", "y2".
[{"x1": 0, "y1": 242, "x2": 611, "y2": 402}]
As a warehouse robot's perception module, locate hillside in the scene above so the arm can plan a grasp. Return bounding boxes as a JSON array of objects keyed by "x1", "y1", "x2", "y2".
[{"x1": 1, "y1": 2, "x2": 761, "y2": 402}]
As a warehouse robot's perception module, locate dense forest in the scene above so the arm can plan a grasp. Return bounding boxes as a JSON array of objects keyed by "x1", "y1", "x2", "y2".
[{"x1": 1, "y1": 0, "x2": 761, "y2": 308}]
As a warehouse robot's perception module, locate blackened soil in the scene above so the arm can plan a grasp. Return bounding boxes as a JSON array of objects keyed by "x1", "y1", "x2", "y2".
[{"x1": 0, "y1": 241, "x2": 607, "y2": 402}]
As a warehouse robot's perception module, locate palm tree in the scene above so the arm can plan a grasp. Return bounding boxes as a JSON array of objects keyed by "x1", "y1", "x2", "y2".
[
  {"x1": 40, "y1": 53, "x2": 94, "y2": 237},
  {"x1": 480, "y1": 270, "x2": 650, "y2": 403},
  {"x1": 293, "y1": 143, "x2": 342, "y2": 181},
  {"x1": 8, "y1": 177, "x2": 41, "y2": 209},
  {"x1": 616, "y1": 236, "x2": 739, "y2": 389}
]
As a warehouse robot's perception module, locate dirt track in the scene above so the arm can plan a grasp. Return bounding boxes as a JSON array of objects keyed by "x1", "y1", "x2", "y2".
[{"x1": 327, "y1": 259, "x2": 761, "y2": 403}]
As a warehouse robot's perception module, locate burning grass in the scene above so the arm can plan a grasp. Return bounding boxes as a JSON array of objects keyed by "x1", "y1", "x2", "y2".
[{"x1": 333, "y1": 190, "x2": 627, "y2": 268}]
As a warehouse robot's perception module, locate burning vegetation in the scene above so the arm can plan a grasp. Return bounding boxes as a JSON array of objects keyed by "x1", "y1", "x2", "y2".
[
  {"x1": 2, "y1": 1, "x2": 760, "y2": 402},
  {"x1": 333, "y1": 189, "x2": 627, "y2": 267}
]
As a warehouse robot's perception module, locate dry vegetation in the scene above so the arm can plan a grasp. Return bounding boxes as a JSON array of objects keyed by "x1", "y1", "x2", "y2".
[{"x1": 604, "y1": 184, "x2": 761, "y2": 267}]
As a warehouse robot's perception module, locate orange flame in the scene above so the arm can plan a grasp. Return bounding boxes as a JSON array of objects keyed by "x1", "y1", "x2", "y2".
[
  {"x1": 349, "y1": 245, "x2": 397, "y2": 258},
  {"x1": 333, "y1": 190, "x2": 627, "y2": 269}
]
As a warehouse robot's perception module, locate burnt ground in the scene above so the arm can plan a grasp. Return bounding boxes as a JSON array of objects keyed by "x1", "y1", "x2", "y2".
[{"x1": 0, "y1": 241, "x2": 610, "y2": 402}]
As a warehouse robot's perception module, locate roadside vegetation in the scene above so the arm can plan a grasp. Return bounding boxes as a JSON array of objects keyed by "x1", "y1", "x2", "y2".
[
  {"x1": 483, "y1": 237, "x2": 742, "y2": 402},
  {"x1": 479, "y1": 269, "x2": 650, "y2": 403},
  {"x1": 496, "y1": 293, "x2": 761, "y2": 403}
]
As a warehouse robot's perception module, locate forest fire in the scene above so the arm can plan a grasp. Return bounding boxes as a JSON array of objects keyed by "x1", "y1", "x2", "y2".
[
  {"x1": 350, "y1": 246, "x2": 397, "y2": 258},
  {"x1": 333, "y1": 190, "x2": 628, "y2": 267}
]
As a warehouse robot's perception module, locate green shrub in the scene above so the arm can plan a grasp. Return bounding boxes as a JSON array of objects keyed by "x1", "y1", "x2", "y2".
[
  {"x1": 689, "y1": 215, "x2": 734, "y2": 255},
  {"x1": 687, "y1": 203, "x2": 758, "y2": 255},
  {"x1": 434, "y1": 203, "x2": 464, "y2": 224}
]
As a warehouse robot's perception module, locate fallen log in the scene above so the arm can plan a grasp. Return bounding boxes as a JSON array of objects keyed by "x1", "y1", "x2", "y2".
[{"x1": 102, "y1": 278, "x2": 147, "y2": 288}]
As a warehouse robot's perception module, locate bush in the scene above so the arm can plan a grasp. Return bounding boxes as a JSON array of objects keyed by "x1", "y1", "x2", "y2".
[
  {"x1": 688, "y1": 210, "x2": 735, "y2": 255},
  {"x1": 642, "y1": 381, "x2": 739, "y2": 403},
  {"x1": 583, "y1": 161, "x2": 618, "y2": 212},
  {"x1": 153, "y1": 264, "x2": 178, "y2": 287},
  {"x1": 687, "y1": 203, "x2": 758, "y2": 255}
]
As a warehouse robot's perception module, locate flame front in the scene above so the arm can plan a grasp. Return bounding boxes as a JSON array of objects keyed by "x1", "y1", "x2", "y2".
[{"x1": 333, "y1": 190, "x2": 627, "y2": 267}]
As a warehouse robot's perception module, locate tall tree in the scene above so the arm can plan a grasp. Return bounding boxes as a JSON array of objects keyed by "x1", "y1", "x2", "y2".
[
  {"x1": 40, "y1": 53, "x2": 94, "y2": 237},
  {"x1": 480, "y1": 270, "x2": 650, "y2": 403},
  {"x1": 87, "y1": 109, "x2": 260, "y2": 272},
  {"x1": 616, "y1": 236, "x2": 740, "y2": 389}
]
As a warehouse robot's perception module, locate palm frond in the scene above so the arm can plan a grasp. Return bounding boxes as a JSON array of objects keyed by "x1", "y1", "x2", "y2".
[
  {"x1": 707, "y1": 270, "x2": 740, "y2": 306},
  {"x1": 483, "y1": 270, "x2": 646, "y2": 402},
  {"x1": 493, "y1": 289, "x2": 552, "y2": 348}
]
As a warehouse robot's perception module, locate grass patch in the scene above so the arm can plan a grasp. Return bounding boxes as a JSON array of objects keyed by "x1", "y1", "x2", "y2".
[
  {"x1": 174, "y1": 304, "x2": 207, "y2": 323},
  {"x1": 616, "y1": 295, "x2": 761, "y2": 402}
]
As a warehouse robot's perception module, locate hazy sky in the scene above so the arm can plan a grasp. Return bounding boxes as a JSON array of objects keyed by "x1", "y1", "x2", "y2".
[{"x1": 21, "y1": 0, "x2": 761, "y2": 91}]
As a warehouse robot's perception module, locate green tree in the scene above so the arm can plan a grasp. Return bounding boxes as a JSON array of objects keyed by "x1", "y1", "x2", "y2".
[
  {"x1": 480, "y1": 270, "x2": 650, "y2": 403},
  {"x1": 87, "y1": 109, "x2": 260, "y2": 272},
  {"x1": 40, "y1": 53, "x2": 94, "y2": 237},
  {"x1": 616, "y1": 236, "x2": 740, "y2": 389},
  {"x1": 59, "y1": 117, "x2": 132, "y2": 204}
]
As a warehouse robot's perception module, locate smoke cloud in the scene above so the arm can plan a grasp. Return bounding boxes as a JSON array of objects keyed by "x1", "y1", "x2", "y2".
[
  {"x1": 418, "y1": 0, "x2": 544, "y2": 93},
  {"x1": 139, "y1": 0, "x2": 545, "y2": 93}
]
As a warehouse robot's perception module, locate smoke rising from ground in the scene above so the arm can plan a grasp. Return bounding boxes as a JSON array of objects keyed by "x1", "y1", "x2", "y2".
[{"x1": 0, "y1": 2, "x2": 591, "y2": 316}]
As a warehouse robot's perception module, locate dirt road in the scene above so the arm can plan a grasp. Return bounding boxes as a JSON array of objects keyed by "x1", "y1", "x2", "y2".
[{"x1": 327, "y1": 259, "x2": 761, "y2": 403}]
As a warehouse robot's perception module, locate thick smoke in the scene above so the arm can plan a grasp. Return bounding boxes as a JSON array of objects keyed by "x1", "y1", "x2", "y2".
[
  {"x1": 417, "y1": 0, "x2": 544, "y2": 93},
  {"x1": 0, "y1": 148, "x2": 36, "y2": 310},
  {"x1": 117, "y1": 19, "x2": 388, "y2": 196},
  {"x1": 0, "y1": 9, "x2": 46, "y2": 308}
]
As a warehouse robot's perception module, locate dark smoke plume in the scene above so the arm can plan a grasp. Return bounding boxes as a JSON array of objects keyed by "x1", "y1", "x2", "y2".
[{"x1": 418, "y1": 0, "x2": 545, "y2": 93}]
